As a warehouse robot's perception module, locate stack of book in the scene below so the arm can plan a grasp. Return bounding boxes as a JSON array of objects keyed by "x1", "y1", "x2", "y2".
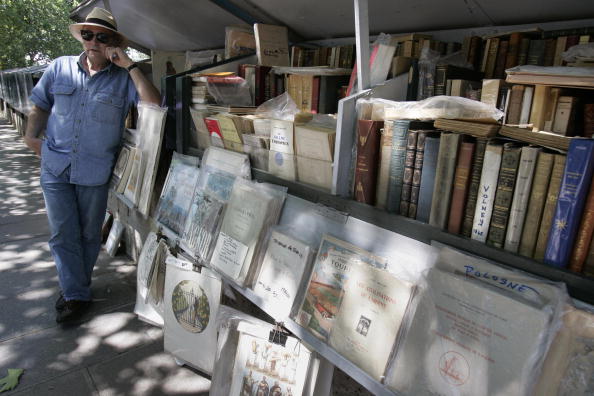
[{"x1": 290, "y1": 44, "x2": 356, "y2": 69}]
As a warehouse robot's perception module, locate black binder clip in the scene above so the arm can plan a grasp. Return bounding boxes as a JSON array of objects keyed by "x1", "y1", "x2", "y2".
[{"x1": 268, "y1": 323, "x2": 288, "y2": 347}]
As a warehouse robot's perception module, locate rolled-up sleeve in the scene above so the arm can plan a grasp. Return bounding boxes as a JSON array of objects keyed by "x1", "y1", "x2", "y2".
[{"x1": 30, "y1": 61, "x2": 56, "y2": 112}]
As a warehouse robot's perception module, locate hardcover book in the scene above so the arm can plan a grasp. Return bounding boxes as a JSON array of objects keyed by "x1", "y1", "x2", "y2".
[
  {"x1": 328, "y1": 262, "x2": 414, "y2": 380},
  {"x1": 386, "y1": 120, "x2": 410, "y2": 213},
  {"x1": 545, "y1": 140, "x2": 594, "y2": 268},
  {"x1": 416, "y1": 134, "x2": 441, "y2": 223},
  {"x1": 296, "y1": 235, "x2": 386, "y2": 341},
  {"x1": 461, "y1": 138, "x2": 488, "y2": 237},
  {"x1": 429, "y1": 133, "x2": 461, "y2": 229},
  {"x1": 254, "y1": 24, "x2": 290, "y2": 67},
  {"x1": 253, "y1": 231, "x2": 313, "y2": 320},
  {"x1": 486, "y1": 143, "x2": 522, "y2": 248},
  {"x1": 447, "y1": 138, "x2": 475, "y2": 234},
  {"x1": 399, "y1": 130, "x2": 418, "y2": 215},
  {"x1": 354, "y1": 120, "x2": 384, "y2": 205},
  {"x1": 408, "y1": 131, "x2": 429, "y2": 218},
  {"x1": 375, "y1": 120, "x2": 394, "y2": 209},
  {"x1": 569, "y1": 175, "x2": 594, "y2": 273}
]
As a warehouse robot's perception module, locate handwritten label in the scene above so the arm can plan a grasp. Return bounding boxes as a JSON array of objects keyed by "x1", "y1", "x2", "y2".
[
  {"x1": 463, "y1": 265, "x2": 540, "y2": 296},
  {"x1": 212, "y1": 232, "x2": 248, "y2": 279}
]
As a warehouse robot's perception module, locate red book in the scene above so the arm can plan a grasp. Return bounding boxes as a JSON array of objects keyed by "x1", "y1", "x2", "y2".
[
  {"x1": 311, "y1": 76, "x2": 320, "y2": 114},
  {"x1": 203, "y1": 117, "x2": 223, "y2": 140},
  {"x1": 447, "y1": 139, "x2": 476, "y2": 234},
  {"x1": 354, "y1": 120, "x2": 384, "y2": 204}
]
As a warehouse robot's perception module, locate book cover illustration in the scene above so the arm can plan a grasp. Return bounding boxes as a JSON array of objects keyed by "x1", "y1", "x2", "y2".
[
  {"x1": 228, "y1": 332, "x2": 311, "y2": 396},
  {"x1": 182, "y1": 190, "x2": 225, "y2": 262},
  {"x1": 156, "y1": 154, "x2": 201, "y2": 236},
  {"x1": 296, "y1": 235, "x2": 386, "y2": 340}
]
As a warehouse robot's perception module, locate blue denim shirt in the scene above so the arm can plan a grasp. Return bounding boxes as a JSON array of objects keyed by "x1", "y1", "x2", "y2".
[{"x1": 30, "y1": 54, "x2": 138, "y2": 186}]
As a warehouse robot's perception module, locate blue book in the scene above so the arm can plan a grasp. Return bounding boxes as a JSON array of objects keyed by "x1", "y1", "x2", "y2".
[
  {"x1": 544, "y1": 140, "x2": 594, "y2": 268},
  {"x1": 416, "y1": 135, "x2": 441, "y2": 223},
  {"x1": 386, "y1": 120, "x2": 410, "y2": 213}
]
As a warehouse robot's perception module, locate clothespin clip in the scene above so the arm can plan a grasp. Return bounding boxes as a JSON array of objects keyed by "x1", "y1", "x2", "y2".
[{"x1": 269, "y1": 322, "x2": 288, "y2": 347}]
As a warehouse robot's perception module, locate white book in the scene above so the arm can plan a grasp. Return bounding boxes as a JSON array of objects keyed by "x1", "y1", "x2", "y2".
[
  {"x1": 269, "y1": 119, "x2": 294, "y2": 154},
  {"x1": 163, "y1": 254, "x2": 222, "y2": 374},
  {"x1": 504, "y1": 146, "x2": 541, "y2": 253},
  {"x1": 386, "y1": 267, "x2": 551, "y2": 396},
  {"x1": 254, "y1": 24, "x2": 290, "y2": 67},
  {"x1": 519, "y1": 85, "x2": 534, "y2": 125},
  {"x1": 268, "y1": 150, "x2": 297, "y2": 181},
  {"x1": 134, "y1": 232, "x2": 164, "y2": 327},
  {"x1": 328, "y1": 262, "x2": 414, "y2": 380},
  {"x1": 253, "y1": 231, "x2": 313, "y2": 321},
  {"x1": 471, "y1": 142, "x2": 503, "y2": 242}
]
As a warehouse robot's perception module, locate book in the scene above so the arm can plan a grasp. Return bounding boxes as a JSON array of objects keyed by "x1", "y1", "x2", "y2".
[
  {"x1": 216, "y1": 113, "x2": 244, "y2": 149},
  {"x1": 552, "y1": 96, "x2": 578, "y2": 135},
  {"x1": 294, "y1": 122, "x2": 336, "y2": 162},
  {"x1": 447, "y1": 138, "x2": 475, "y2": 234},
  {"x1": 204, "y1": 117, "x2": 226, "y2": 148},
  {"x1": 400, "y1": 130, "x2": 418, "y2": 215},
  {"x1": 112, "y1": 145, "x2": 132, "y2": 193},
  {"x1": 134, "y1": 232, "x2": 163, "y2": 327},
  {"x1": 269, "y1": 119, "x2": 295, "y2": 154},
  {"x1": 517, "y1": 37, "x2": 531, "y2": 66},
  {"x1": 529, "y1": 85, "x2": 551, "y2": 131},
  {"x1": 225, "y1": 26, "x2": 256, "y2": 58},
  {"x1": 504, "y1": 146, "x2": 541, "y2": 252},
  {"x1": 296, "y1": 156, "x2": 333, "y2": 191},
  {"x1": 493, "y1": 40, "x2": 509, "y2": 79},
  {"x1": 518, "y1": 85, "x2": 534, "y2": 125},
  {"x1": 416, "y1": 134, "x2": 441, "y2": 223},
  {"x1": 518, "y1": 152, "x2": 555, "y2": 257},
  {"x1": 296, "y1": 235, "x2": 386, "y2": 341},
  {"x1": 545, "y1": 140, "x2": 594, "y2": 268},
  {"x1": 433, "y1": 65, "x2": 483, "y2": 96},
  {"x1": 181, "y1": 190, "x2": 225, "y2": 263},
  {"x1": 461, "y1": 138, "x2": 488, "y2": 237},
  {"x1": 505, "y1": 65, "x2": 594, "y2": 88},
  {"x1": 386, "y1": 267, "x2": 551, "y2": 395},
  {"x1": 505, "y1": 33, "x2": 523, "y2": 69},
  {"x1": 253, "y1": 24, "x2": 290, "y2": 67},
  {"x1": 480, "y1": 79, "x2": 506, "y2": 109},
  {"x1": 569, "y1": 175, "x2": 594, "y2": 273},
  {"x1": 328, "y1": 262, "x2": 414, "y2": 380},
  {"x1": 123, "y1": 148, "x2": 143, "y2": 205},
  {"x1": 499, "y1": 125, "x2": 573, "y2": 151},
  {"x1": 269, "y1": 151, "x2": 297, "y2": 181},
  {"x1": 409, "y1": 131, "x2": 429, "y2": 218},
  {"x1": 471, "y1": 142, "x2": 504, "y2": 243},
  {"x1": 584, "y1": 103, "x2": 594, "y2": 138},
  {"x1": 354, "y1": 120, "x2": 384, "y2": 205},
  {"x1": 527, "y1": 39, "x2": 546, "y2": 65},
  {"x1": 386, "y1": 120, "x2": 410, "y2": 213},
  {"x1": 163, "y1": 256, "x2": 222, "y2": 374},
  {"x1": 542, "y1": 87, "x2": 562, "y2": 132},
  {"x1": 484, "y1": 38, "x2": 500, "y2": 79},
  {"x1": 429, "y1": 133, "x2": 461, "y2": 229},
  {"x1": 375, "y1": 120, "x2": 393, "y2": 209},
  {"x1": 433, "y1": 119, "x2": 499, "y2": 138},
  {"x1": 553, "y1": 36, "x2": 568, "y2": 66},
  {"x1": 105, "y1": 218, "x2": 123, "y2": 257},
  {"x1": 253, "y1": 231, "x2": 313, "y2": 320},
  {"x1": 487, "y1": 143, "x2": 522, "y2": 248},
  {"x1": 505, "y1": 85, "x2": 525, "y2": 125},
  {"x1": 534, "y1": 154, "x2": 567, "y2": 261}
]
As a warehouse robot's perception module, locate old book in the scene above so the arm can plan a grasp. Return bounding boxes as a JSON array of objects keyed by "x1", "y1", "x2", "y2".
[
  {"x1": 543, "y1": 38, "x2": 557, "y2": 66},
  {"x1": 269, "y1": 150, "x2": 296, "y2": 181},
  {"x1": 447, "y1": 139, "x2": 475, "y2": 234},
  {"x1": 493, "y1": 40, "x2": 509, "y2": 79},
  {"x1": 545, "y1": 140, "x2": 594, "y2": 268},
  {"x1": 553, "y1": 36, "x2": 568, "y2": 66},
  {"x1": 375, "y1": 120, "x2": 394, "y2": 209},
  {"x1": 505, "y1": 33, "x2": 523, "y2": 69},
  {"x1": 181, "y1": 190, "x2": 225, "y2": 263},
  {"x1": 112, "y1": 145, "x2": 132, "y2": 193},
  {"x1": 329, "y1": 263, "x2": 414, "y2": 381},
  {"x1": 296, "y1": 235, "x2": 386, "y2": 341},
  {"x1": 505, "y1": 65, "x2": 594, "y2": 88},
  {"x1": 294, "y1": 123, "x2": 335, "y2": 162},
  {"x1": 254, "y1": 24, "x2": 290, "y2": 67},
  {"x1": 484, "y1": 37, "x2": 500, "y2": 79},
  {"x1": 552, "y1": 96, "x2": 578, "y2": 135},
  {"x1": 480, "y1": 79, "x2": 505, "y2": 109},
  {"x1": 529, "y1": 85, "x2": 551, "y2": 131},
  {"x1": 584, "y1": 103, "x2": 594, "y2": 138},
  {"x1": 134, "y1": 232, "x2": 163, "y2": 327},
  {"x1": 204, "y1": 117, "x2": 225, "y2": 148},
  {"x1": 269, "y1": 119, "x2": 294, "y2": 154},
  {"x1": 433, "y1": 119, "x2": 499, "y2": 138},
  {"x1": 504, "y1": 146, "x2": 541, "y2": 252},
  {"x1": 163, "y1": 256, "x2": 222, "y2": 374},
  {"x1": 253, "y1": 231, "x2": 313, "y2": 320},
  {"x1": 216, "y1": 113, "x2": 244, "y2": 150},
  {"x1": 505, "y1": 85, "x2": 525, "y2": 125},
  {"x1": 461, "y1": 138, "x2": 488, "y2": 237},
  {"x1": 210, "y1": 181, "x2": 279, "y2": 284},
  {"x1": 518, "y1": 152, "x2": 555, "y2": 257},
  {"x1": 296, "y1": 156, "x2": 333, "y2": 191},
  {"x1": 386, "y1": 120, "x2": 410, "y2": 213},
  {"x1": 517, "y1": 37, "x2": 531, "y2": 65},
  {"x1": 434, "y1": 65, "x2": 483, "y2": 96},
  {"x1": 487, "y1": 143, "x2": 522, "y2": 248},
  {"x1": 527, "y1": 39, "x2": 546, "y2": 65},
  {"x1": 400, "y1": 130, "x2": 419, "y2": 215},
  {"x1": 429, "y1": 133, "x2": 461, "y2": 229},
  {"x1": 471, "y1": 141, "x2": 504, "y2": 243},
  {"x1": 156, "y1": 153, "x2": 201, "y2": 236},
  {"x1": 542, "y1": 87, "x2": 562, "y2": 132},
  {"x1": 354, "y1": 120, "x2": 383, "y2": 205},
  {"x1": 499, "y1": 125, "x2": 572, "y2": 151},
  {"x1": 569, "y1": 175, "x2": 594, "y2": 273},
  {"x1": 519, "y1": 85, "x2": 534, "y2": 125},
  {"x1": 386, "y1": 267, "x2": 551, "y2": 395},
  {"x1": 416, "y1": 134, "x2": 441, "y2": 223},
  {"x1": 123, "y1": 148, "x2": 143, "y2": 205},
  {"x1": 409, "y1": 131, "x2": 429, "y2": 218},
  {"x1": 225, "y1": 26, "x2": 255, "y2": 58}
]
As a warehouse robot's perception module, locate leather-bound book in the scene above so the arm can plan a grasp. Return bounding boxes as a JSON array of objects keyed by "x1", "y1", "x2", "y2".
[
  {"x1": 447, "y1": 138, "x2": 476, "y2": 234},
  {"x1": 354, "y1": 120, "x2": 384, "y2": 205}
]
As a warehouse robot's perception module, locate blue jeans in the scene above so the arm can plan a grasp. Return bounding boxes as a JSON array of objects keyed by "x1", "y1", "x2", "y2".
[{"x1": 41, "y1": 165, "x2": 109, "y2": 301}]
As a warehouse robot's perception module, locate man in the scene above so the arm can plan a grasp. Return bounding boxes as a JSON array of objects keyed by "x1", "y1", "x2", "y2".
[{"x1": 24, "y1": 7, "x2": 160, "y2": 323}]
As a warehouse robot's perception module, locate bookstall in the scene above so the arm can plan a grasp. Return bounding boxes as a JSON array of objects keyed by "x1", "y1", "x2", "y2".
[
  {"x1": 44, "y1": 0, "x2": 594, "y2": 394},
  {"x1": 0, "y1": 65, "x2": 46, "y2": 134}
]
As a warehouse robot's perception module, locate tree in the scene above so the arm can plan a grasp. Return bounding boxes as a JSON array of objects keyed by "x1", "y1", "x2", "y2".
[{"x1": 0, "y1": 0, "x2": 82, "y2": 69}]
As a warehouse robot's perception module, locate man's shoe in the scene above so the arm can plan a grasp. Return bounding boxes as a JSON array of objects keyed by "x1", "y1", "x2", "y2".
[
  {"x1": 55, "y1": 292, "x2": 66, "y2": 311},
  {"x1": 55, "y1": 300, "x2": 92, "y2": 323}
]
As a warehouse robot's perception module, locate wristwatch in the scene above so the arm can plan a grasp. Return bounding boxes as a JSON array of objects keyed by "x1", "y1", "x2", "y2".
[{"x1": 126, "y1": 63, "x2": 139, "y2": 72}]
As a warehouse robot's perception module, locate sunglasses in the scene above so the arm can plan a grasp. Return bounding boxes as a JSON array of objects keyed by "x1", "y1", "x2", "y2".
[{"x1": 80, "y1": 30, "x2": 112, "y2": 44}]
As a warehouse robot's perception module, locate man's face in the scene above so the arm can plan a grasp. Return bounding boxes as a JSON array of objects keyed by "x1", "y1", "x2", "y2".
[{"x1": 80, "y1": 25, "x2": 114, "y2": 64}]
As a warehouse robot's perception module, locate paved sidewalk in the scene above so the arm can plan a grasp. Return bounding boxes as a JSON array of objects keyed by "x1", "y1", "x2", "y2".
[{"x1": 0, "y1": 118, "x2": 210, "y2": 395}]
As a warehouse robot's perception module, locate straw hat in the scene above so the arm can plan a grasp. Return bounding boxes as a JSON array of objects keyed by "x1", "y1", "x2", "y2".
[{"x1": 69, "y1": 7, "x2": 127, "y2": 47}]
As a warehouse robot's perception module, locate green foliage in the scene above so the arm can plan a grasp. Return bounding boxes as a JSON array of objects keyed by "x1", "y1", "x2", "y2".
[
  {"x1": 0, "y1": 0, "x2": 82, "y2": 69},
  {"x1": 0, "y1": 368, "x2": 24, "y2": 392}
]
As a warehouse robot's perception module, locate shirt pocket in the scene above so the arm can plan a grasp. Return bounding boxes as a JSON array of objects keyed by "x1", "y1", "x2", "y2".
[
  {"x1": 49, "y1": 84, "x2": 76, "y2": 116},
  {"x1": 91, "y1": 91, "x2": 124, "y2": 125}
]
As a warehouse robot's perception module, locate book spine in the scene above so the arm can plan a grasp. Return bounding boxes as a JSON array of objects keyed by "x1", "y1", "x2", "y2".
[
  {"x1": 461, "y1": 138, "x2": 488, "y2": 237},
  {"x1": 400, "y1": 131, "x2": 419, "y2": 215},
  {"x1": 504, "y1": 146, "x2": 541, "y2": 253},
  {"x1": 517, "y1": 37, "x2": 531, "y2": 66},
  {"x1": 408, "y1": 131, "x2": 427, "y2": 218},
  {"x1": 584, "y1": 103, "x2": 594, "y2": 138},
  {"x1": 433, "y1": 65, "x2": 447, "y2": 96},
  {"x1": 505, "y1": 33, "x2": 522, "y2": 69},
  {"x1": 493, "y1": 40, "x2": 509, "y2": 79},
  {"x1": 447, "y1": 140, "x2": 475, "y2": 234},
  {"x1": 354, "y1": 120, "x2": 384, "y2": 205},
  {"x1": 484, "y1": 38, "x2": 500, "y2": 79},
  {"x1": 375, "y1": 121, "x2": 394, "y2": 209},
  {"x1": 506, "y1": 85, "x2": 525, "y2": 125},
  {"x1": 582, "y1": 233, "x2": 594, "y2": 277},
  {"x1": 518, "y1": 152, "x2": 554, "y2": 258},
  {"x1": 534, "y1": 154, "x2": 567, "y2": 261},
  {"x1": 544, "y1": 140, "x2": 594, "y2": 268},
  {"x1": 569, "y1": 178, "x2": 594, "y2": 272},
  {"x1": 416, "y1": 136, "x2": 441, "y2": 223},
  {"x1": 386, "y1": 120, "x2": 411, "y2": 213},
  {"x1": 311, "y1": 76, "x2": 320, "y2": 114},
  {"x1": 527, "y1": 39, "x2": 546, "y2": 65},
  {"x1": 471, "y1": 143, "x2": 503, "y2": 243},
  {"x1": 487, "y1": 144, "x2": 522, "y2": 248},
  {"x1": 429, "y1": 133, "x2": 461, "y2": 229},
  {"x1": 543, "y1": 38, "x2": 557, "y2": 66}
]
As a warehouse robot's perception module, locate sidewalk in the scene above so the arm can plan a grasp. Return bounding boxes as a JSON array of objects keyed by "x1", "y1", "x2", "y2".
[{"x1": 0, "y1": 118, "x2": 209, "y2": 395}]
